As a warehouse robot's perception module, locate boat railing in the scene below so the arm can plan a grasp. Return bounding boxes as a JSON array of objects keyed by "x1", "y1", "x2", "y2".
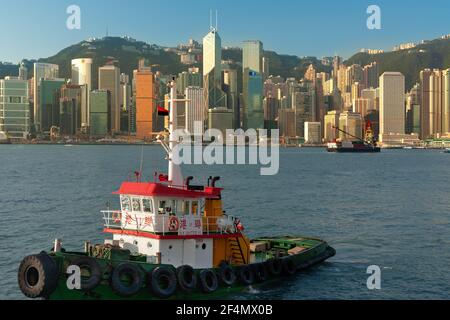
[{"x1": 101, "y1": 211, "x2": 240, "y2": 236}]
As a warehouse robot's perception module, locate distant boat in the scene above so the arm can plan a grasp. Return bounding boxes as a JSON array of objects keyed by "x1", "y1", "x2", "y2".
[
  {"x1": 443, "y1": 148, "x2": 450, "y2": 154},
  {"x1": 403, "y1": 146, "x2": 413, "y2": 150}
]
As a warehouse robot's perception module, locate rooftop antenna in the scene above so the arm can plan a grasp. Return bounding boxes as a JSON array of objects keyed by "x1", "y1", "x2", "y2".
[
  {"x1": 210, "y1": 10, "x2": 213, "y2": 31},
  {"x1": 216, "y1": 10, "x2": 218, "y2": 32}
]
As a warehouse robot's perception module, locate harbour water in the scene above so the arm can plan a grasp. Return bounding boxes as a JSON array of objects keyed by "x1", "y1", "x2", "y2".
[{"x1": 1, "y1": 145, "x2": 449, "y2": 299}]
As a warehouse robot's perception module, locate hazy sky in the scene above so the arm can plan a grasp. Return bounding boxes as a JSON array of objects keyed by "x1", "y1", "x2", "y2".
[{"x1": 1, "y1": 0, "x2": 450, "y2": 62}]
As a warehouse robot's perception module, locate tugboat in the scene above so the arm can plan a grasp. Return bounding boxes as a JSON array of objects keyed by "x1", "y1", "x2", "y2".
[
  {"x1": 327, "y1": 121, "x2": 381, "y2": 153},
  {"x1": 17, "y1": 80, "x2": 336, "y2": 300}
]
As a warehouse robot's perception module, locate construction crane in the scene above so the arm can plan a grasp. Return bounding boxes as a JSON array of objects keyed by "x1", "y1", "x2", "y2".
[{"x1": 332, "y1": 123, "x2": 377, "y2": 147}]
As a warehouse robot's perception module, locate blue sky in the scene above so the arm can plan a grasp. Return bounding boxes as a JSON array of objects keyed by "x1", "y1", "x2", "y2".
[{"x1": 1, "y1": 0, "x2": 450, "y2": 62}]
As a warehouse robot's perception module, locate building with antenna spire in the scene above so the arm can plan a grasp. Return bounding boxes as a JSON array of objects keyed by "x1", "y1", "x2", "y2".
[{"x1": 203, "y1": 11, "x2": 227, "y2": 127}]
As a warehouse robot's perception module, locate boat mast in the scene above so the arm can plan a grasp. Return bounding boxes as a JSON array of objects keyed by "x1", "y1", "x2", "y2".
[{"x1": 168, "y1": 80, "x2": 184, "y2": 187}]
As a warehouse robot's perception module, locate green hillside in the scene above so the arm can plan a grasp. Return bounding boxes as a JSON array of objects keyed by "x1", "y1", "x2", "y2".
[
  {"x1": 0, "y1": 37, "x2": 331, "y2": 89},
  {"x1": 345, "y1": 37, "x2": 450, "y2": 90}
]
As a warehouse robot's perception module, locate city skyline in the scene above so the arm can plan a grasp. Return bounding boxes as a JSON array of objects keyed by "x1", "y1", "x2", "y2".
[{"x1": 2, "y1": 0, "x2": 450, "y2": 62}]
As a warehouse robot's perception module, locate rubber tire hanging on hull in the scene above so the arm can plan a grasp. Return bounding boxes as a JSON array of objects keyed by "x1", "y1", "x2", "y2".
[
  {"x1": 219, "y1": 263, "x2": 236, "y2": 287},
  {"x1": 238, "y1": 265, "x2": 255, "y2": 285},
  {"x1": 176, "y1": 265, "x2": 197, "y2": 292},
  {"x1": 198, "y1": 270, "x2": 219, "y2": 294},
  {"x1": 111, "y1": 263, "x2": 144, "y2": 297},
  {"x1": 18, "y1": 253, "x2": 59, "y2": 298},
  {"x1": 70, "y1": 256, "x2": 102, "y2": 291},
  {"x1": 252, "y1": 263, "x2": 269, "y2": 282},
  {"x1": 149, "y1": 267, "x2": 177, "y2": 299},
  {"x1": 281, "y1": 256, "x2": 297, "y2": 276},
  {"x1": 266, "y1": 259, "x2": 282, "y2": 276}
]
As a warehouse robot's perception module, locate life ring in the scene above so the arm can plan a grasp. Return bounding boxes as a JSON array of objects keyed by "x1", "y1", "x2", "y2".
[
  {"x1": 237, "y1": 265, "x2": 255, "y2": 285},
  {"x1": 265, "y1": 258, "x2": 282, "y2": 276},
  {"x1": 70, "y1": 256, "x2": 102, "y2": 291},
  {"x1": 18, "y1": 253, "x2": 59, "y2": 298},
  {"x1": 112, "y1": 211, "x2": 122, "y2": 223},
  {"x1": 168, "y1": 217, "x2": 180, "y2": 232},
  {"x1": 176, "y1": 265, "x2": 197, "y2": 292},
  {"x1": 281, "y1": 256, "x2": 297, "y2": 276},
  {"x1": 219, "y1": 263, "x2": 236, "y2": 287},
  {"x1": 252, "y1": 263, "x2": 269, "y2": 282},
  {"x1": 149, "y1": 267, "x2": 177, "y2": 299},
  {"x1": 111, "y1": 263, "x2": 144, "y2": 297},
  {"x1": 198, "y1": 269, "x2": 219, "y2": 294}
]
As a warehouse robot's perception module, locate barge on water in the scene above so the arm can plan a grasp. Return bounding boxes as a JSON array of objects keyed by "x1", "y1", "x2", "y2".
[{"x1": 327, "y1": 121, "x2": 381, "y2": 153}]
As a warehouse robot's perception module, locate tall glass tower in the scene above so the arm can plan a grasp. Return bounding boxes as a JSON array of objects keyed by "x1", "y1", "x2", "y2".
[
  {"x1": 243, "y1": 40, "x2": 264, "y2": 130},
  {"x1": 203, "y1": 27, "x2": 227, "y2": 121}
]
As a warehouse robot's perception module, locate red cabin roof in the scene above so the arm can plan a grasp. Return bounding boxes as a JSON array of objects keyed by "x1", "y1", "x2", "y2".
[{"x1": 113, "y1": 182, "x2": 222, "y2": 199}]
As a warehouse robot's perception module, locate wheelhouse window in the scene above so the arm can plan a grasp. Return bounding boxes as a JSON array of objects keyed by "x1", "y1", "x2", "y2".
[
  {"x1": 132, "y1": 198, "x2": 142, "y2": 212},
  {"x1": 158, "y1": 201, "x2": 167, "y2": 214},
  {"x1": 142, "y1": 198, "x2": 153, "y2": 213},
  {"x1": 192, "y1": 201, "x2": 199, "y2": 215},
  {"x1": 121, "y1": 196, "x2": 131, "y2": 212}
]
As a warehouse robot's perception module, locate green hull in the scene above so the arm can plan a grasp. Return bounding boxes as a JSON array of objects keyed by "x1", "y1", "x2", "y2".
[{"x1": 43, "y1": 237, "x2": 335, "y2": 300}]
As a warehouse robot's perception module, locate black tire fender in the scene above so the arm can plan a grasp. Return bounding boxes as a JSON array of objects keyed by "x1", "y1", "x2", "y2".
[
  {"x1": 111, "y1": 263, "x2": 144, "y2": 297},
  {"x1": 281, "y1": 256, "x2": 297, "y2": 276},
  {"x1": 238, "y1": 265, "x2": 255, "y2": 285},
  {"x1": 149, "y1": 267, "x2": 177, "y2": 299},
  {"x1": 198, "y1": 269, "x2": 219, "y2": 294},
  {"x1": 70, "y1": 256, "x2": 102, "y2": 291},
  {"x1": 265, "y1": 258, "x2": 282, "y2": 276},
  {"x1": 219, "y1": 263, "x2": 236, "y2": 287},
  {"x1": 176, "y1": 265, "x2": 197, "y2": 292},
  {"x1": 18, "y1": 253, "x2": 59, "y2": 298}
]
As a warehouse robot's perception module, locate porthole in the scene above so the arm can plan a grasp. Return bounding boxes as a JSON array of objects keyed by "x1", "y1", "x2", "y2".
[
  {"x1": 169, "y1": 245, "x2": 173, "y2": 250},
  {"x1": 147, "y1": 242, "x2": 152, "y2": 248},
  {"x1": 202, "y1": 244, "x2": 207, "y2": 250}
]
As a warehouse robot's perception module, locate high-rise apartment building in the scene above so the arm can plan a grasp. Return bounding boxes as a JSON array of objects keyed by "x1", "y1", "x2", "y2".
[
  {"x1": 222, "y1": 67, "x2": 238, "y2": 129},
  {"x1": 33, "y1": 63, "x2": 59, "y2": 131},
  {"x1": 379, "y1": 72, "x2": 405, "y2": 142},
  {"x1": 134, "y1": 63, "x2": 157, "y2": 141},
  {"x1": 242, "y1": 40, "x2": 264, "y2": 130},
  {"x1": 71, "y1": 58, "x2": 92, "y2": 126},
  {"x1": 339, "y1": 111, "x2": 363, "y2": 141},
  {"x1": 99, "y1": 65, "x2": 121, "y2": 133},
  {"x1": 324, "y1": 110, "x2": 340, "y2": 142},
  {"x1": 177, "y1": 68, "x2": 202, "y2": 95},
  {"x1": 0, "y1": 77, "x2": 30, "y2": 139},
  {"x1": 90, "y1": 90, "x2": 111, "y2": 136},
  {"x1": 185, "y1": 86, "x2": 205, "y2": 134}
]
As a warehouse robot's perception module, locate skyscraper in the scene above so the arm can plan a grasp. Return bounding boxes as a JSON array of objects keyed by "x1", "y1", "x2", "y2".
[
  {"x1": 177, "y1": 68, "x2": 202, "y2": 95},
  {"x1": 222, "y1": 67, "x2": 238, "y2": 129},
  {"x1": 185, "y1": 86, "x2": 205, "y2": 134},
  {"x1": 33, "y1": 62, "x2": 59, "y2": 131},
  {"x1": 339, "y1": 111, "x2": 363, "y2": 141},
  {"x1": 71, "y1": 58, "x2": 92, "y2": 127},
  {"x1": 0, "y1": 77, "x2": 30, "y2": 139},
  {"x1": 99, "y1": 65, "x2": 120, "y2": 133},
  {"x1": 363, "y1": 62, "x2": 379, "y2": 89},
  {"x1": 90, "y1": 90, "x2": 111, "y2": 136},
  {"x1": 203, "y1": 26, "x2": 227, "y2": 123},
  {"x1": 134, "y1": 62, "x2": 157, "y2": 141},
  {"x1": 242, "y1": 40, "x2": 264, "y2": 130},
  {"x1": 379, "y1": 72, "x2": 405, "y2": 142}
]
